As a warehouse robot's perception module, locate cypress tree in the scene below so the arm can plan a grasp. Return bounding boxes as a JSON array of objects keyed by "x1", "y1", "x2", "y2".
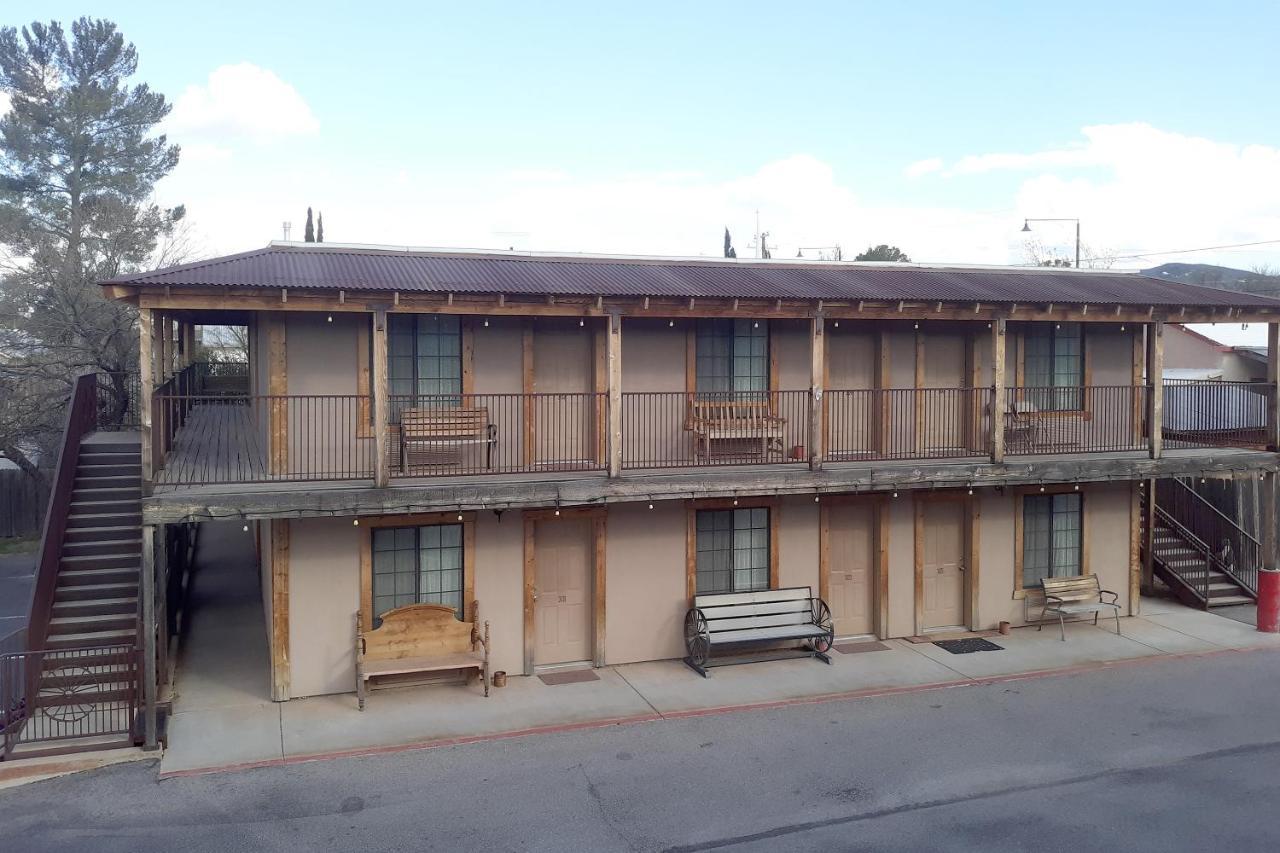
[
  {"x1": 317, "y1": 212, "x2": 324, "y2": 243},
  {"x1": 304, "y1": 207, "x2": 314, "y2": 242}
]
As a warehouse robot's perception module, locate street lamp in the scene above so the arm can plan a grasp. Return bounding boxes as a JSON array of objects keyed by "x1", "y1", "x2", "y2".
[{"x1": 1021, "y1": 218, "x2": 1081, "y2": 268}]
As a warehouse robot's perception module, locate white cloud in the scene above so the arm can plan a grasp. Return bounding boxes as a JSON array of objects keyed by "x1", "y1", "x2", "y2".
[
  {"x1": 904, "y1": 157, "x2": 943, "y2": 178},
  {"x1": 167, "y1": 63, "x2": 318, "y2": 142}
]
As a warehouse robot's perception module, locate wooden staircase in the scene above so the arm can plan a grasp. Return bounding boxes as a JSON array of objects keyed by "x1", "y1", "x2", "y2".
[{"x1": 1149, "y1": 521, "x2": 1255, "y2": 608}]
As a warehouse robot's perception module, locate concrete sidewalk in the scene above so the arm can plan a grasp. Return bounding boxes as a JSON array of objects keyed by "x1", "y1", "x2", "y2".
[{"x1": 160, "y1": 536, "x2": 1280, "y2": 776}]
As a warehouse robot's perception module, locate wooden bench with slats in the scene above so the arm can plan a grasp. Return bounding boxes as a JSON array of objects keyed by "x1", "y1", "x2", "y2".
[
  {"x1": 355, "y1": 601, "x2": 490, "y2": 709},
  {"x1": 1036, "y1": 574, "x2": 1121, "y2": 641},
  {"x1": 399, "y1": 407, "x2": 497, "y2": 470},
  {"x1": 685, "y1": 398, "x2": 786, "y2": 461},
  {"x1": 683, "y1": 586, "x2": 834, "y2": 677}
]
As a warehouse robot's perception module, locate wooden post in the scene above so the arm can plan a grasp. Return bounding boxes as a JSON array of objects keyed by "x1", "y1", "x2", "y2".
[
  {"x1": 183, "y1": 322, "x2": 197, "y2": 369},
  {"x1": 267, "y1": 315, "x2": 288, "y2": 476},
  {"x1": 1267, "y1": 323, "x2": 1279, "y2": 451},
  {"x1": 809, "y1": 314, "x2": 825, "y2": 471},
  {"x1": 1129, "y1": 482, "x2": 1141, "y2": 616},
  {"x1": 1147, "y1": 321, "x2": 1164, "y2": 459},
  {"x1": 141, "y1": 524, "x2": 158, "y2": 750},
  {"x1": 139, "y1": 308, "x2": 154, "y2": 495},
  {"x1": 372, "y1": 309, "x2": 389, "y2": 488},
  {"x1": 270, "y1": 519, "x2": 291, "y2": 700},
  {"x1": 606, "y1": 312, "x2": 623, "y2": 478},
  {"x1": 991, "y1": 318, "x2": 1007, "y2": 463}
]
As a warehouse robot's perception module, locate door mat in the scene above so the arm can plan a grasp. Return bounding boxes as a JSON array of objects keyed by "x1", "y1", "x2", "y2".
[
  {"x1": 933, "y1": 638, "x2": 1004, "y2": 655},
  {"x1": 833, "y1": 641, "x2": 891, "y2": 654},
  {"x1": 538, "y1": 669, "x2": 600, "y2": 686},
  {"x1": 905, "y1": 630, "x2": 1000, "y2": 643}
]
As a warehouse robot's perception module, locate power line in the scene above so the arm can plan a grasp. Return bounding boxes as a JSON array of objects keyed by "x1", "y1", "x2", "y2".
[{"x1": 1101, "y1": 238, "x2": 1280, "y2": 263}]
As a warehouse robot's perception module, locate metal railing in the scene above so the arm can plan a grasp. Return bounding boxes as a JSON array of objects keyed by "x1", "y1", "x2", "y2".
[
  {"x1": 826, "y1": 388, "x2": 990, "y2": 461},
  {"x1": 1, "y1": 645, "x2": 140, "y2": 758},
  {"x1": 1004, "y1": 385, "x2": 1149, "y2": 455},
  {"x1": 1163, "y1": 380, "x2": 1271, "y2": 450},
  {"x1": 1157, "y1": 478, "x2": 1261, "y2": 596},
  {"x1": 96, "y1": 371, "x2": 142, "y2": 431},
  {"x1": 152, "y1": 394, "x2": 376, "y2": 485},
  {"x1": 389, "y1": 392, "x2": 607, "y2": 477},
  {"x1": 622, "y1": 391, "x2": 810, "y2": 469}
]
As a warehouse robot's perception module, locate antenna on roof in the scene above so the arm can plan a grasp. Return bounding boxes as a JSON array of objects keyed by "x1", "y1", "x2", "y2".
[{"x1": 282, "y1": 221, "x2": 292, "y2": 241}]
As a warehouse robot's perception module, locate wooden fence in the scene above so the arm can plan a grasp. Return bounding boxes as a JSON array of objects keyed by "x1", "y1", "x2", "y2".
[{"x1": 0, "y1": 469, "x2": 46, "y2": 540}]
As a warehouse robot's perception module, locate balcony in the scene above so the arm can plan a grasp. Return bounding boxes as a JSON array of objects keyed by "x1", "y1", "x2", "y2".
[{"x1": 146, "y1": 380, "x2": 1273, "y2": 491}]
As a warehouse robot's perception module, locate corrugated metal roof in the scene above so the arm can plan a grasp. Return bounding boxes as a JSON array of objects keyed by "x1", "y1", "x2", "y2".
[{"x1": 102, "y1": 243, "x2": 1280, "y2": 308}]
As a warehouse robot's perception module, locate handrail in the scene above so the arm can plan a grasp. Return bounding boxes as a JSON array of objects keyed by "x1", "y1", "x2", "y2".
[
  {"x1": 1170, "y1": 477, "x2": 1262, "y2": 548},
  {"x1": 24, "y1": 373, "x2": 99, "y2": 655},
  {"x1": 1150, "y1": 502, "x2": 1219, "y2": 601}
]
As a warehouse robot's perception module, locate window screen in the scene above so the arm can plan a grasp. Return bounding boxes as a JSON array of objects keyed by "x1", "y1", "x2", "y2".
[
  {"x1": 1022, "y1": 493, "x2": 1082, "y2": 589},
  {"x1": 695, "y1": 319, "x2": 768, "y2": 396},
  {"x1": 1023, "y1": 323, "x2": 1083, "y2": 411},
  {"x1": 695, "y1": 507, "x2": 770, "y2": 594},
  {"x1": 371, "y1": 523, "x2": 465, "y2": 623}
]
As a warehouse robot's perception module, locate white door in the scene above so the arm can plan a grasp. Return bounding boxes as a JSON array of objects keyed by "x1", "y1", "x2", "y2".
[
  {"x1": 533, "y1": 517, "x2": 593, "y2": 665},
  {"x1": 827, "y1": 502, "x2": 875, "y2": 637},
  {"x1": 920, "y1": 499, "x2": 966, "y2": 631}
]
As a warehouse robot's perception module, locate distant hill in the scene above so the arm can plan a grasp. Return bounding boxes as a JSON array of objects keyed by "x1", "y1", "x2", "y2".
[{"x1": 1143, "y1": 262, "x2": 1280, "y2": 297}]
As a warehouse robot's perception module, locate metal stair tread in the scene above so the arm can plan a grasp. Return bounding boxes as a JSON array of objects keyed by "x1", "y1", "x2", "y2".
[{"x1": 49, "y1": 613, "x2": 136, "y2": 628}]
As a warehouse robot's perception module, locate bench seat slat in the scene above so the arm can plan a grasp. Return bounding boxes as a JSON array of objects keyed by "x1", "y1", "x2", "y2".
[
  {"x1": 361, "y1": 651, "x2": 485, "y2": 678},
  {"x1": 708, "y1": 624, "x2": 828, "y2": 645},
  {"x1": 694, "y1": 587, "x2": 811, "y2": 608},
  {"x1": 706, "y1": 611, "x2": 815, "y2": 632},
  {"x1": 700, "y1": 601, "x2": 813, "y2": 620}
]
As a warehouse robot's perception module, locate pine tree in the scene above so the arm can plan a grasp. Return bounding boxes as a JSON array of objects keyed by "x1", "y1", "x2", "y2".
[
  {"x1": 316, "y1": 212, "x2": 324, "y2": 243},
  {"x1": 304, "y1": 207, "x2": 315, "y2": 242}
]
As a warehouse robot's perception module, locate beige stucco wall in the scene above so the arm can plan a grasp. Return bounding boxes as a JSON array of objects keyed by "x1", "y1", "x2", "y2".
[
  {"x1": 288, "y1": 517, "x2": 362, "y2": 699},
  {"x1": 884, "y1": 497, "x2": 916, "y2": 638},
  {"x1": 605, "y1": 501, "x2": 688, "y2": 665},
  {"x1": 474, "y1": 511, "x2": 525, "y2": 675}
]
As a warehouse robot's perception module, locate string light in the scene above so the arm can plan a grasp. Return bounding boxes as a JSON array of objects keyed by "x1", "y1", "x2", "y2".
[
  {"x1": 242, "y1": 524, "x2": 249, "y2": 532},
  {"x1": 353, "y1": 518, "x2": 359, "y2": 525},
  {"x1": 669, "y1": 320, "x2": 675, "y2": 327},
  {"x1": 326, "y1": 314, "x2": 333, "y2": 323},
  {"x1": 483, "y1": 318, "x2": 489, "y2": 327}
]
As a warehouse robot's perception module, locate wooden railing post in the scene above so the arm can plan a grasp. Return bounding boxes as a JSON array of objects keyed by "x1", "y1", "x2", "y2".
[
  {"x1": 373, "y1": 308, "x2": 389, "y2": 488},
  {"x1": 809, "y1": 314, "x2": 825, "y2": 471},
  {"x1": 1267, "y1": 322, "x2": 1279, "y2": 452},
  {"x1": 141, "y1": 523, "x2": 158, "y2": 751},
  {"x1": 139, "y1": 308, "x2": 154, "y2": 494},
  {"x1": 991, "y1": 317, "x2": 1007, "y2": 463},
  {"x1": 1147, "y1": 321, "x2": 1164, "y2": 459},
  {"x1": 606, "y1": 311, "x2": 623, "y2": 478}
]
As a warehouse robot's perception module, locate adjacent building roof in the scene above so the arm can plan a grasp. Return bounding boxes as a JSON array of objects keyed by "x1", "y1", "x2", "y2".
[{"x1": 103, "y1": 242, "x2": 1280, "y2": 309}]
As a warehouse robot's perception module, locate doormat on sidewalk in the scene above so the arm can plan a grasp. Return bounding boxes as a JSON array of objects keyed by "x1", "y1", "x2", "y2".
[
  {"x1": 833, "y1": 641, "x2": 890, "y2": 654},
  {"x1": 933, "y1": 638, "x2": 1004, "y2": 655},
  {"x1": 538, "y1": 670, "x2": 601, "y2": 686}
]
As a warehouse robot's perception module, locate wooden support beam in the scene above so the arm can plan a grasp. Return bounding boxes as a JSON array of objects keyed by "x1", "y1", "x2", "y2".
[
  {"x1": 141, "y1": 524, "x2": 158, "y2": 750},
  {"x1": 1129, "y1": 481, "x2": 1142, "y2": 616},
  {"x1": 1147, "y1": 321, "x2": 1164, "y2": 459},
  {"x1": 270, "y1": 519, "x2": 291, "y2": 700},
  {"x1": 593, "y1": 515, "x2": 607, "y2": 667},
  {"x1": 372, "y1": 309, "x2": 389, "y2": 488},
  {"x1": 268, "y1": 315, "x2": 289, "y2": 476},
  {"x1": 606, "y1": 313, "x2": 623, "y2": 477},
  {"x1": 991, "y1": 318, "x2": 1007, "y2": 463},
  {"x1": 809, "y1": 314, "x2": 825, "y2": 471},
  {"x1": 139, "y1": 308, "x2": 155, "y2": 494},
  {"x1": 1268, "y1": 323, "x2": 1280, "y2": 451},
  {"x1": 1142, "y1": 479, "x2": 1155, "y2": 593}
]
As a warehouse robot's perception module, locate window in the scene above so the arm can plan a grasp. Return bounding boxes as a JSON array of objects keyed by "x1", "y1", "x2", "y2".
[
  {"x1": 371, "y1": 524, "x2": 464, "y2": 623},
  {"x1": 695, "y1": 319, "x2": 768, "y2": 397},
  {"x1": 1024, "y1": 323, "x2": 1083, "y2": 410},
  {"x1": 388, "y1": 314, "x2": 462, "y2": 416},
  {"x1": 1022, "y1": 493, "x2": 1082, "y2": 589},
  {"x1": 695, "y1": 507, "x2": 770, "y2": 594}
]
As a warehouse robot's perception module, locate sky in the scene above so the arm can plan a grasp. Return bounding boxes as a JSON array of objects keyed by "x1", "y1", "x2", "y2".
[{"x1": 12, "y1": 1, "x2": 1280, "y2": 344}]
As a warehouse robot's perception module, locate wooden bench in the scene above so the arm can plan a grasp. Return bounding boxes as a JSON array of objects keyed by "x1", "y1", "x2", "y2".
[
  {"x1": 399, "y1": 407, "x2": 497, "y2": 471},
  {"x1": 1036, "y1": 574, "x2": 1121, "y2": 641},
  {"x1": 683, "y1": 586, "x2": 834, "y2": 677},
  {"x1": 686, "y1": 398, "x2": 786, "y2": 462},
  {"x1": 355, "y1": 602, "x2": 490, "y2": 710}
]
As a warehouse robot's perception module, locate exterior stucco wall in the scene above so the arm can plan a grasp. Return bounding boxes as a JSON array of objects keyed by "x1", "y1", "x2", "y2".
[
  {"x1": 288, "y1": 517, "x2": 362, "y2": 699},
  {"x1": 604, "y1": 502, "x2": 688, "y2": 665},
  {"x1": 474, "y1": 510, "x2": 525, "y2": 676},
  {"x1": 884, "y1": 497, "x2": 916, "y2": 637}
]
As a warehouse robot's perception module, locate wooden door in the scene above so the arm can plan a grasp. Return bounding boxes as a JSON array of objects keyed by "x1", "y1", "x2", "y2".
[
  {"x1": 533, "y1": 321, "x2": 593, "y2": 466},
  {"x1": 826, "y1": 331, "x2": 876, "y2": 459},
  {"x1": 827, "y1": 502, "x2": 875, "y2": 637},
  {"x1": 533, "y1": 517, "x2": 593, "y2": 665},
  {"x1": 920, "y1": 333, "x2": 966, "y2": 454},
  {"x1": 920, "y1": 499, "x2": 966, "y2": 631}
]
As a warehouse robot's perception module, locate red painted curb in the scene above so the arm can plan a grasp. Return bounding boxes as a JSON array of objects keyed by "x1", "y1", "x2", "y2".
[{"x1": 158, "y1": 642, "x2": 1278, "y2": 780}]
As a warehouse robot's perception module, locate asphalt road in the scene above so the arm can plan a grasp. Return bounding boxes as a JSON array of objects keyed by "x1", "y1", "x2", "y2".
[{"x1": 4, "y1": 648, "x2": 1280, "y2": 852}]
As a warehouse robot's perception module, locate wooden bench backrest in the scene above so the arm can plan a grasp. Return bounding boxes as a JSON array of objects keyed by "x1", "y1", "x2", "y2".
[
  {"x1": 402, "y1": 407, "x2": 489, "y2": 439},
  {"x1": 360, "y1": 603, "x2": 474, "y2": 661},
  {"x1": 694, "y1": 586, "x2": 814, "y2": 633},
  {"x1": 1040, "y1": 574, "x2": 1102, "y2": 602},
  {"x1": 689, "y1": 399, "x2": 775, "y2": 424}
]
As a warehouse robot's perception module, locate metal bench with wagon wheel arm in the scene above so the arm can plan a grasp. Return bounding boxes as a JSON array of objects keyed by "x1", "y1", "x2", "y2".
[{"x1": 682, "y1": 586, "x2": 834, "y2": 677}]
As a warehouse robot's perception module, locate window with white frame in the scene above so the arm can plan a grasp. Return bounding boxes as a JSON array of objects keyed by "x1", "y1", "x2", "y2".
[
  {"x1": 695, "y1": 319, "x2": 768, "y2": 397},
  {"x1": 1022, "y1": 493, "x2": 1082, "y2": 589},
  {"x1": 695, "y1": 507, "x2": 770, "y2": 594},
  {"x1": 1023, "y1": 322, "x2": 1083, "y2": 411},
  {"x1": 371, "y1": 523, "x2": 464, "y2": 624}
]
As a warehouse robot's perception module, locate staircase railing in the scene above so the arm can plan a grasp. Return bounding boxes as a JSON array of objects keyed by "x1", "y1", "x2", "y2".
[
  {"x1": 1155, "y1": 478, "x2": 1261, "y2": 596},
  {"x1": 1149, "y1": 501, "x2": 1219, "y2": 603}
]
